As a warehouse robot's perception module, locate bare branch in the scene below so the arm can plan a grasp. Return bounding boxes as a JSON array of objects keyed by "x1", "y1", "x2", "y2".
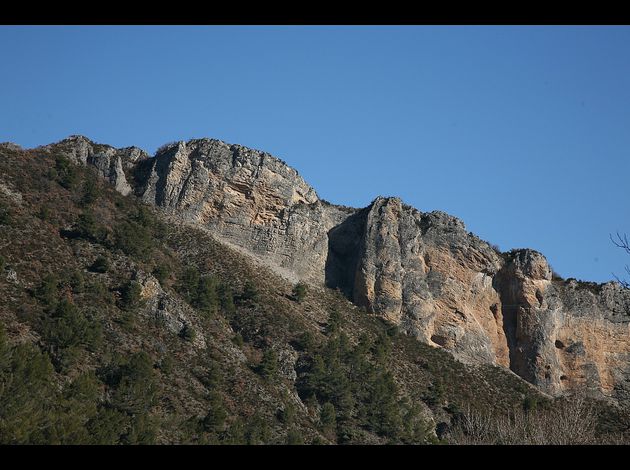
[
  {"x1": 611, "y1": 232, "x2": 630, "y2": 254},
  {"x1": 611, "y1": 232, "x2": 630, "y2": 287},
  {"x1": 612, "y1": 272, "x2": 630, "y2": 289}
]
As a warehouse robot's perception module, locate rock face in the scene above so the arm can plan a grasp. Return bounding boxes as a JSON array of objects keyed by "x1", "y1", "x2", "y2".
[
  {"x1": 38, "y1": 135, "x2": 630, "y2": 403},
  {"x1": 350, "y1": 197, "x2": 509, "y2": 367},
  {"x1": 495, "y1": 251, "x2": 630, "y2": 398},
  {"x1": 137, "y1": 139, "x2": 352, "y2": 283},
  {"x1": 39, "y1": 135, "x2": 149, "y2": 196}
]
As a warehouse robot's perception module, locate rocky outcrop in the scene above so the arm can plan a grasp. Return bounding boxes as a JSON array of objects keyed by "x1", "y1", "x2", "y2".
[
  {"x1": 37, "y1": 135, "x2": 630, "y2": 403},
  {"x1": 134, "y1": 269, "x2": 207, "y2": 350},
  {"x1": 350, "y1": 197, "x2": 509, "y2": 367},
  {"x1": 39, "y1": 135, "x2": 149, "y2": 196},
  {"x1": 137, "y1": 139, "x2": 354, "y2": 283},
  {"x1": 495, "y1": 250, "x2": 630, "y2": 398}
]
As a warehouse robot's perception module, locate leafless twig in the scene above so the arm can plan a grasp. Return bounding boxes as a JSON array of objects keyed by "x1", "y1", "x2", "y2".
[{"x1": 611, "y1": 232, "x2": 630, "y2": 288}]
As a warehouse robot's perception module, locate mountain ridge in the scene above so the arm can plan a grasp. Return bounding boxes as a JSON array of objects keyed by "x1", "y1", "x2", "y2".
[{"x1": 15, "y1": 134, "x2": 630, "y2": 403}]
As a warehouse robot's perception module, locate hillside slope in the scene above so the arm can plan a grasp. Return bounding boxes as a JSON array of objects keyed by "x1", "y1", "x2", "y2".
[
  {"x1": 31, "y1": 135, "x2": 630, "y2": 402},
  {"x1": 1, "y1": 139, "x2": 629, "y2": 444}
]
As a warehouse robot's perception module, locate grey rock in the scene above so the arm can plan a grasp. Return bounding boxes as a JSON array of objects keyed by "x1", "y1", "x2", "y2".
[
  {"x1": 6, "y1": 268, "x2": 18, "y2": 283},
  {"x1": 138, "y1": 138, "x2": 353, "y2": 283},
  {"x1": 0, "y1": 142, "x2": 22, "y2": 151},
  {"x1": 38, "y1": 135, "x2": 149, "y2": 196}
]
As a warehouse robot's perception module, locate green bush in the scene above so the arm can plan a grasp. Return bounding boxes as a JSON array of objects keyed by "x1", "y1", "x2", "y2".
[
  {"x1": 54, "y1": 155, "x2": 79, "y2": 191},
  {"x1": 0, "y1": 336, "x2": 57, "y2": 444},
  {"x1": 425, "y1": 377, "x2": 445, "y2": 406},
  {"x1": 202, "y1": 391, "x2": 227, "y2": 433},
  {"x1": 180, "y1": 323, "x2": 196, "y2": 342},
  {"x1": 296, "y1": 331, "x2": 315, "y2": 352},
  {"x1": 114, "y1": 220, "x2": 152, "y2": 260},
  {"x1": 133, "y1": 205, "x2": 156, "y2": 229},
  {"x1": 326, "y1": 309, "x2": 342, "y2": 335},
  {"x1": 177, "y1": 266, "x2": 200, "y2": 303},
  {"x1": 292, "y1": 282, "x2": 308, "y2": 303},
  {"x1": 286, "y1": 428, "x2": 304, "y2": 445},
  {"x1": 0, "y1": 203, "x2": 10, "y2": 226},
  {"x1": 90, "y1": 256, "x2": 110, "y2": 273},
  {"x1": 76, "y1": 211, "x2": 108, "y2": 243},
  {"x1": 152, "y1": 263, "x2": 171, "y2": 284},
  {"x1": 244, "y1": 412, "x2": 271, "y2": 445},
  {"x1": 523, "y1": 395, "x2": 539, "y2": 412},
  {"x1": 132, "y1": 205, "x2": 166, "y2": 240},
  {"x1": 103, "y1": 351, "x2": 158, "y2": 416},
  {"x1": 176, "y1": 268, "x2": 224, "y2": 317},
  {"x1": 0, "y1": 326, "x2": 134, "y2": 444},
  {"x1": 158, "y1": 356, "x2": 173, "y2": 375},
  {"x1": 118, "y1": 281, "x2": 144, "y2": 312},
  {"x1": 320, "y1": 402, "x2": 336, "y2": 431},
  {"x1": 258, "y1": 349, "x2": 278, "y2": 380},
  {"x1": 34, "y1": 274, "x2": 60, "y2": 311},
  {"x1": 218, "y1": 283, "x2": 235, "y2": 314},
  {"x1": 277, "y1": 402, "x2": 295, "y2": 425},
  {"x1": 372, "y1": 332, "x2": 392, "y2": 364},
  {"x1": 43, "y1": 299, "x2": 102, "y2": 352},
  {"x1": 296, "y1": 330, "x2": 432, "y2": 443},
  {"x1": 240, "y1": 280, "x2": 259, "y2": 304},
  {"x1": 232, "y1": 333, "x2": 244, "y2": 347},
  {"x1": 85, "y1": 278, "x2": 111, "y2": 303},
  {"x1": 37, "y1": 205, "x2": 51, "y2": 221},
  {"x1": 62, "y1": 269, "x2": 85, "y2": 294},
  {"x1": 195, "y1": 276, "x2": 219, "y2": 316},
  {"x1": 78, "y1": 386, "x2": 156, "y2": 445},
  {"x1": 80, "y1": 174, "x2": 101, "y2": 206}
]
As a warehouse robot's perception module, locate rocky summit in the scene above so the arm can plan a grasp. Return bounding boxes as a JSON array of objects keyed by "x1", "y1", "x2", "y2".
[{"x1": 36, "y1": 135, "x2": 630, "y2": 404}]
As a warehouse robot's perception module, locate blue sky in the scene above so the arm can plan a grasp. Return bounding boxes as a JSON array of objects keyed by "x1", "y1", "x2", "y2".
[{"x1": 1, "y1": 25, "x2": 629, "y2": 283}]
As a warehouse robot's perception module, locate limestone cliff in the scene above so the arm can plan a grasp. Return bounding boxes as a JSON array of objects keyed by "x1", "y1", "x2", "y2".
[
  {"x1": 40, "y1": 135, "x2": 630, "y2": 403},
  {"x1": 136, "y1": 138, "x2": 353, "y2": 283}
]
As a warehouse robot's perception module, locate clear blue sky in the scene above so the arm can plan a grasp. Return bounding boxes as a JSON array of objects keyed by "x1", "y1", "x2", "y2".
[{"x1": 1, "y1": 25, "x2": 629, "y2": 284}]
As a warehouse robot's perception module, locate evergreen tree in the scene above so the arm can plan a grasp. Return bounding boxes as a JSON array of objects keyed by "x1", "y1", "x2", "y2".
[
  {"x1": 218, "y1": 282, "x2": 235, "y2": 314},
  {"x1": 327, "y1": 309, "x2": 342, "y2": 335},
  {"x1": 177, "y1": 266, "x2": 200, "y2": 303},
  {"x1": 114, "y1": 220, "x2": 152, "y2": 260},
  {"x1": 180, "y1": 323, "x2": 196, "y2": 342},
  {"x1": 292, "y1": 282, "x2": 307, "y2": 303},
  {"x1": 241, "y1": 280, "x2": 259, "y2": 304},
  {"x1": 152, "y1": 263, "x2": 171, "y2": 284},
  {"x1": 54, "y1": 155, "x2": 79, "y2": 190},
  {"x1": 286, "y1": 428, "x2": 304, "y2": 445},
  {"x1": 90, "y1": 256, "x2": 110, "y2": 273},
  {"x1": 202, "y1": 391, "x2": 227, "y2": 433},
  {"x1": 258, "y1": 349, "x2": 278, "y2": 379},
  {"x1": 195, "y1": 275, "x2": 219, "y2": 316},
  {"x1": 119, "y1": 280, "x2": 144, "y2": 311},
  {"x1": 80, "y1": 174, "x2": 100, "y2": 206},
  {"x1": 34, "y1": 274, "x2": 59, "y2": 311},
  {"x1": 320, "y1": 402, "x2": 337, "y2": 439}
]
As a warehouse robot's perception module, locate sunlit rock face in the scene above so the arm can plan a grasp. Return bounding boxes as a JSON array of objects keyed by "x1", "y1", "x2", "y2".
[{"x1": 46, "y1": 135, "x2": 630, "y2": 403}]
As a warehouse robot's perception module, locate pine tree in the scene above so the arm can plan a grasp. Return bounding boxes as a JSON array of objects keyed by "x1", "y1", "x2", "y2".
[
  {"x1": 292, "y1": 282, "x2": 307, "y2": 303},
  {"x1": 259, "y1": 349, "x2": 278, "y2": 379}
]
